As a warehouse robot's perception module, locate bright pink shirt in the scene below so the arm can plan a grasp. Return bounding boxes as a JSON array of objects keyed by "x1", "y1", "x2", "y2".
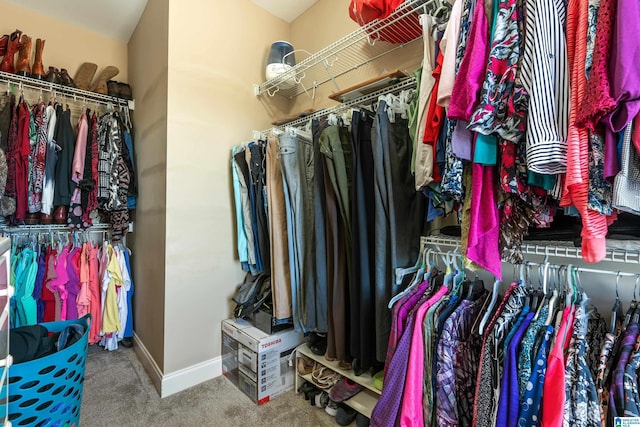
[
  {"x1": 50, "y1": 246, "x2": 70, "y2": 321},
  {"x1": 400, "y1": 285, "x2": 449, "y2": 427}
]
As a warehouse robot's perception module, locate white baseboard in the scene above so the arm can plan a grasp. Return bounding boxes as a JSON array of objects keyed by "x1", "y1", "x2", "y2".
[
  {"x1": 132, "y1": 332, "x2": 223, "y2": 398},
  {"x1": 133, "y1": 332, "x2": 163, "y2": 395},
  {"x1": 161, "y1": 355, "x2": 222, "y2": 398}
]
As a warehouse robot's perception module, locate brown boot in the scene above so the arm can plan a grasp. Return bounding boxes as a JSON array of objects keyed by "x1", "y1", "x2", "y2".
[
  {"x1": 74, "y1": 62, "x2": 97, "y2": 91},
  {"x1": 0, "y1": 35, "x2": 7, "y2": 57},
  {"x1": 53, "y1": 206, "x2": 67, "y2": 224},
  {"x1": 45, "y1": 66, "x2": 60, "y2": 84},
  {"x1": 59, "y1": 68, "x2": 75, "y2": 87},
  {"x1": 15, "y1": 34, "x2": 32, "y2": 76},
  {"x1": 90, "y1": 65, "x2": 119, "y2": 94},
  {"x1": 31, "y1": 38, "x2": 45, "y2": 80},
  {"x1": 0, "y1": 30, "x2": 22, "y2": 74}
]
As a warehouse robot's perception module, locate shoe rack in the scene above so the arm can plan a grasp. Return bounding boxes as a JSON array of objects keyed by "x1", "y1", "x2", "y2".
[
  {"x1": 254, "y1": 0, "x2": 426, "y2": 100},
  {"x1": 0, "y1": 71, "x2": 133, "y2": 111},
  {"x1": 294, "y1": 343, "x2": 381, "y2": 419}
]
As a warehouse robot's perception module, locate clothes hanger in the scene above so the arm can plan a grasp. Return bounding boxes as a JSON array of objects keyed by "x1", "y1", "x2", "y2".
[
  {"x1": 478, "y1": 276, "x2": 501, "y2": 335},
  {"x1": 611, "y1": 271, "x2": 623, "y2": 334},
  {"x1": 544, "y1": 263, "x2": 558, "y2": 326},
  {"x1": 388, "y1": 247, "x2": 428, "y2": 308}
]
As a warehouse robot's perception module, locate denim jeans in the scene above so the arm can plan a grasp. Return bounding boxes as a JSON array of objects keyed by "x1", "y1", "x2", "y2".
[{"x1": 279, "y1": 132, "x2": 315, "y2": 332}]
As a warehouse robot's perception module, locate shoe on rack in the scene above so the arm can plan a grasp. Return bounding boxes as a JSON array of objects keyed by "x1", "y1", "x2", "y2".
[
  {"x1": 59, "y1": 68, "x2": 75, "y2": 87},
  {"x1": 39, "y1": 212, "x2": 52, "y2": 225},
  {"x1": 31, "y1": 38, "x2": 45, "y2": 79},
  {"x1": 355, "y1": 413, "x2": 370, "y2": 427},
  {"x1": 15, "y1": 34, "x2": 31, "y2": 77},
  {"x1": 325, "y1": 399, "x2": 340, "y2": 417},
  {"x1": 118, "y1": 82, "x2": 132, "y2": 100},
  {"x1": 335, "y1": 405, "x2": 358, "y2": 426},
  {"x1": 308, "y1": 388, "x2": 322, "y2": 405},
  {"x1": 0, "y1": 34, "x2": 7, "y2": 56},
  {"x1": 307, "y1": 333, "x2": 327, "y2": 356},
  {"x1": 74, "y1": 62, "x2": 97, "y2": 91},
  {"x1": 0, "y1": 30, "x2": 22, "y2": 74},
  {"x1": 107, "y1": 80, "x2": 119, "y2": 97},
  {"x1": 90, "y1": 65, "x2": 119, "y2": 95},
  {"x1": 297, "y1": 354, "x2": 315, "y2": 376},
  {"x1": 338, "y1": 360, "x2": 353, "y2": 371},
  {"x1": 314, "y1": 391, "x2": 330, "y2": 409},
  {"x1": 329, "y1": 377, "x2": 364, "y2": 402},
  {"x1": 45, "y1": 66, "x2": 60, "y2": 84},
  {"x1": 372, "y1": 370, "x2": 383, "y2": 391},
  {"x1": 311, "y1": 366, "x2": 341, "y2": 390},
  {"x1": 298, "y1": 381, "x2": 316, "y2": 399}
]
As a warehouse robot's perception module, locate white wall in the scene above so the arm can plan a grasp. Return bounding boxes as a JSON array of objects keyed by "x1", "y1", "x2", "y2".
[{"x1": 163, "y1": 0, "x2": 289, "y2": 377}]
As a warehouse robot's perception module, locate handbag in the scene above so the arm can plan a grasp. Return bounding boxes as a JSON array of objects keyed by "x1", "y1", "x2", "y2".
[{"x1": 232, "y1": 273, "x2": 272, "y2": 319}]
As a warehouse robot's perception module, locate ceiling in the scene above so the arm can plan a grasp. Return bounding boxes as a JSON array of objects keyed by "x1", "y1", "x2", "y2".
[
  {"x1": 250, "y1": 0, "x2": 318, "y2": 23},
  {"x1": 3, "y1": 0, "x2": 317, "y2": 42},
  {"x1": 3, "y1": 0, "x2": 148, "y2": 42}
]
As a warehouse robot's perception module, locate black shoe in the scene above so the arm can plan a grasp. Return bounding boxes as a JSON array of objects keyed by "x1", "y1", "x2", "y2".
[
  {"x1": 355, "y1": 413, "x2": 370, "y2": 427},
  {"x1": 335, "y1": 405, "x2": 358, "y2": 426},
  {"x1": 121, "y1": 337, "x2": 133, "y2": 348},
  {"x1": 107, "y1": 80, "x2": 120, "y2": 97}
]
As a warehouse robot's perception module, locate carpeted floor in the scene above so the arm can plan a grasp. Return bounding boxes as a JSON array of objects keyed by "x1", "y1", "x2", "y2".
[{"x1": 80, "y1": 345, "x2": 339, "y2": 426}]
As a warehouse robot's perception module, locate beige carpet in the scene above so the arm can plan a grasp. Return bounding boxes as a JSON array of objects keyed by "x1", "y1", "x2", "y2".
[{"x1": 80, "y1": 345, "x2": 340, "y2": 427}]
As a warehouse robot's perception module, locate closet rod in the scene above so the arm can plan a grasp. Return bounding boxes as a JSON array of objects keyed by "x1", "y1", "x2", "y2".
[
  {"x1": 260, "y1": 76, "x2": 417, "y2": 135},
  {"x1": 422, "y1": 248, "x2": 640, "y2": 278},
  {"x1": 0, "y1": 71, "x2": 130, "y2": 108},
  {"x1": 420, "y1": 235, "x2": 640, "y2": 265},
  {"x1": 0, "y1": 223, "x2": 110, "y2": 234}
]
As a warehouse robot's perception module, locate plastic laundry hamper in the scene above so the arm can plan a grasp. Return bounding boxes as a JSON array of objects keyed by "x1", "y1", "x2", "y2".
[{"x1": 3, "y1": 314, "x2": 90, "y2": 427}]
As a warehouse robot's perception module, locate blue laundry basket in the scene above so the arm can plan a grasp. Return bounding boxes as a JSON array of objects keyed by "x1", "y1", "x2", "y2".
[{"x1": 2, "y1": 314, "x2": 90, "y2": 427}]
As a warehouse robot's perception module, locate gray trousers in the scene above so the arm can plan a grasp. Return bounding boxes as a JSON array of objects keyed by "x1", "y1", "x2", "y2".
[
  {"x1": 279, "y1": 132, "x2": 316, "y2": 332},
  {"x1": 373, "y1": 102, "x2": 426, "y2": 361}
]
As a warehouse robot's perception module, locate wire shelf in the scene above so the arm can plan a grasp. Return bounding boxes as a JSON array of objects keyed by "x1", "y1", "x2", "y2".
[
  {"x1": 0, "y1": 71, "x2": 131, "y2": 108},
  {"x1": 259, "y1": 76, "x2": 417, "y2": 134},
  {"x1": 0, "y1": 223, "x2": 110, "y2": 235},
  {"x1": 420, "y1": 235, "x2": 640, "y2": 265},
  {"x1": 254, "y1": 0, "x2": 426, "y2": 99}
]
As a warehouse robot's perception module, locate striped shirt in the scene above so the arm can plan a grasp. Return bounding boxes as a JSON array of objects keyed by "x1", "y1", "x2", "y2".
[{"x1": 520, "y1": 0, "x2": 570, "y2": 174}]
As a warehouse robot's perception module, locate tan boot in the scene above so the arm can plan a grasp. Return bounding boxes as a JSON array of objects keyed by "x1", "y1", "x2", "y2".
[
  {"x1": 15, "y1": 34, "x2": 31, "y2": 76},
  {"x1": 90, "y1": 65, "x2": 119, "y2": 94},
  {"x1": 31, "y1": 38, "x2": 45, "y2": 80},
  {"x1": 74, "y1": 62, "x2": 97, "y2": 91}
]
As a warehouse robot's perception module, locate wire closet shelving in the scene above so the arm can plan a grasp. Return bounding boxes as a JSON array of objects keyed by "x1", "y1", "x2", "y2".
[{"x1": 254, "y1": 0, "x2": 427, "y2": 99}]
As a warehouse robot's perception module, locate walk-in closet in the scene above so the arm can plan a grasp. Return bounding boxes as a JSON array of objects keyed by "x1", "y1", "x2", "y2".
[{"x1": 0, "y1": 0, "x2": 638, "y2": 426}]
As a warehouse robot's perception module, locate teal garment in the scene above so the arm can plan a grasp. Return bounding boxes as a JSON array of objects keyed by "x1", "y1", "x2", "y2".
[
  {"x1": 13, "y1": 249, "x2": 37, "y2": 327},
  {"x1": 20, "y1": 249, "x2": 38, "y2": 326},
  {"x1": 528, "y1": 171, "x2": 558, "y2": 190},
  {"x1": 471, "y1": 0, "x2": 500, "y2": 166},
  {"x1": 231, "y1": 146, "x2": 249, "y2": 265},
  {"x1": 474, "y1": 134, "x2": 499, "y2": 165}
]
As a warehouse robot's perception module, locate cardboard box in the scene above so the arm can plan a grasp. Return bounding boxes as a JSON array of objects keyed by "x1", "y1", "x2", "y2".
[{"x1": 221, "y1": 318, "x2": 303, "y2": 405}]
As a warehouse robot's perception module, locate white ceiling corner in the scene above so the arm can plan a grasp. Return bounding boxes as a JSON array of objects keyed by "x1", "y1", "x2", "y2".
[
  {"x1": 251, "y1": 0, "x2": 318, "y2": 23},
  {"x1": 2, "y1": 0, "x2": 149, "y2": 42}
]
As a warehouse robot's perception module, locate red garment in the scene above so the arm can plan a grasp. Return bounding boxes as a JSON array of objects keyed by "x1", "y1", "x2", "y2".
[
  {"x1": 423, "y1": 51, "x2": 446, "y2": 183},
  {"x1": 4, "y1": 95, "x2": 16, "y2": 199},
  {"x1": 88, "y1": 244, "x2": 101, "y2": 344},
  {"x1": 41, "y1": 248, "x2": 58, "y2": 322},
  {"x1": 14, "y1": 101, "x2": 30, "y2": 220},
  {"x1": 541, "y1": 306, "x2": 575, "y2": 427},
  {"x1": 576, "y1": 0, "x2": 617, "y2": 129},
  {"x1": 348, "y1": 0, "x2": 422, "y2": 43}
]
